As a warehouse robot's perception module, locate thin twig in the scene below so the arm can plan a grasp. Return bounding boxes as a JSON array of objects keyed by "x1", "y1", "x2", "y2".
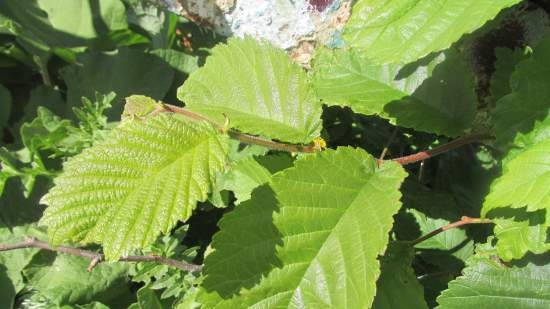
[
  {"x1": 389, "y1": 133, "x2": 493, "y2": 165},
  {"x1": 379, "y1": 127, "x2": 399, "y2": 161},
  {"x1": 161, "y1": 103, "x2": 317, "y2": 153},
  {"x1": 405, "y1": 216, "x2": 493, "y2": 247},
  {"x1": 0, "y1": 238, "x2": 202, "y2": 273}
]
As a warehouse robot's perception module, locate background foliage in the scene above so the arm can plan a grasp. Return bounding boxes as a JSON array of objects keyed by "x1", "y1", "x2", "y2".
[{"x1": 1, "y1": 0, "x2": 549, "y2": 308}]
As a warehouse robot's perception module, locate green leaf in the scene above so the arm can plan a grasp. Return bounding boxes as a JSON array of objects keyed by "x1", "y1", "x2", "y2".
[
  {"x1": 489, "y1": 48, "x2": 529, "y2": 104},
  {"x1": 23, "y1": 252, "x2": 130, "y2": 306},
  {"x1": 313, "y1": 48, "x2": 476, "y2": 136},
  {"x1": 60, "y1": 48, "x2": 174, "y2": 119},
  {"x1": 436, "y1": 256, "x2": 550, "y2": 308},
  {"x1": 40, "y1": 113, "x2": 228, "y2": 260},
  {"x1": 344, "y1": 0, "x2": 521, "y2": 63},
  {"x1": 492, "y1": 38, "x2": 550, "y2": 148},
  {"x1": 0, "y1": 0, "x2": 127, "y2": 49},
  {"x1": 492, "y1": 214, "x2": 549, "y2": 261},
  {"x1": 151, "y1": 49, "x2": 199, "y2": 75},
  {"x1": 133, "y1": 286, "x2": 168, "y2": 309},
  {"x1": 211, "y1": 153, "x2": 293, "y2": 207},
  {"x1": 0, "y1": 224, "x2": 40, "y2": 309},
  {"x1": 200, "y1": 147, "x2": 407, "y2": 308},
  {"x1": 372, "y1": 244, "x2": 428, "y2": 309},
  {"x1": 178, "y1": 37, "x2": 322, "y2": 144},
  {"x1": 482, "y1": 138, "x2": 550, "y2": 215}
]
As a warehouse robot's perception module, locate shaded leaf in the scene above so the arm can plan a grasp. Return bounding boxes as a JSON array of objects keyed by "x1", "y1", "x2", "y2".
[
  {"x1": 60, "y1": 48, "x2": 174, "y2": 119},
  {"x1": 313, "y1": 48, "x2": 476, "y2": 136},
  {"x1": 372, "y1": 243, "x2": 428, "y2": 309},
  {"x1": 492, "y1": 38, "x2": 550, "y2": 148}
]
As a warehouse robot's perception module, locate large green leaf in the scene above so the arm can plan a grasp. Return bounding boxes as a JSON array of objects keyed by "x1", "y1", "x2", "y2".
[
  {"x1": 178, "y1": 37, "x2": 322, "y2": 144},
  {"x1": 344, "y1": 0, "x2": 521, "y2": 63},
  {"x1": 40, "y1": 113, "x2": 228, "y2": 259},
  {"x1": 200, "y1": 147, "x2": 407, "y2": 308},
  {"x1": 488, "y1": 48, "x2": 529, "y2": 104},
  {"x1": 23, "y1": 252, "x2": 131, "y2": 306},
  {"x1": 60, "y1": 48, "x2": 174, "y2": 119},
  {"x1": 313, "y1": 48, "x2": 476, "y2": 136},
  {"x1": 372, "y1": 244, "x2": 428, "y2": 309},
  {"x1": 492, "y1": 38, "x2": 550, "y2": 148},
  {"x1": 436, "y1": 255, "x2": 550, "y2": 308}
]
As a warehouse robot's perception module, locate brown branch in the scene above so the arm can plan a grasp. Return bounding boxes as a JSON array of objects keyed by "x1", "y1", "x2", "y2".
[
  {"x1": 162, "y1": 103, "x2": 491, "y2": 158},
  {"x1": 0, "y1": 238, "x2": 202, "y2": 273},
  {"x1": 161, "y1": 103, "x2": 317, "y2": 153},
  {"x1": 388, "y1": 133, "x2": 493, "y2": 165},
  {"x1": 405, "y1": 216, "x2": 493, "y2": 247}
]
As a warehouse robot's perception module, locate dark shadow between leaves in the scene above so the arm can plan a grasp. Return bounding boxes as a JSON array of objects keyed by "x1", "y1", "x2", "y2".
[
  {"x1": 486, "y1": 207, "x2": 547, "y2": 226},
  {"x1": 201, "y1": 184, "x2": 283, "y2": 299},
  {"x1": 0, "y1": 264, "x2": 16, "y2": 309}
]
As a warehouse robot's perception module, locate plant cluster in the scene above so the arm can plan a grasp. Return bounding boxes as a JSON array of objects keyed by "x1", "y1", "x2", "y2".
[{"x1": 1, "y1": 1, "x2": 549, "y2": 309}]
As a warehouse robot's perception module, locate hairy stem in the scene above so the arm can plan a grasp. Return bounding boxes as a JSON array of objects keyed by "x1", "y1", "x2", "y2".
[
  {"x1": 405, "y1": 216, "x2": 493, "y2": 246},
  {"x1": 389, "y1": 133, "x2": 492, "y2": 165},
  {"x1": 162, "y1": 103, "x2": 489, "y2": 157},
  {"x1": 0, "y1": 238, "x2": 202, "y2": 273},
  {"x1": 161, "y1": 103, "x2": 317, "y2": 153}
]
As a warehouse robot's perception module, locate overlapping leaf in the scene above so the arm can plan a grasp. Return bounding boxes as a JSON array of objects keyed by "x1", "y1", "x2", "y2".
[
  {"x1": 437, "y1": 254, "x2": 550, "y2": 308},
  {"x1": 199, "y1": 147, "x2": 407, "y2": 308},
  {"x1": 492, "y1": 38, "x2": 550, "y2": 149},
  {"x1": 178, "y1": 37, "x2": 322, "y2": 144},
  {"x1": 313, "y1": 48, "x2": 476, "y2": 136},
  {"x1": 372, "y1": 244, "x2": 428, "y2": 309},
  {"x1": 40, "y1": 113, "x2": 228, "y2": 260},
  {"x1": 344, "y1": 0, "x2": 521, "y2": 63}
]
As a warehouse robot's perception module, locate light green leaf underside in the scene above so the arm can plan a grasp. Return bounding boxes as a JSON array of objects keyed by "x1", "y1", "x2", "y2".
[
  {"x1": 200, "y1": 147, "x2": 407, "y2": 308},
  {"x1": 313, "y1": 48, "x2": 476, "y2": 136},
  {"x1": 344, "y1": 0, "x2": 521, "y2": 63},
  {"x1": 372, "y1": 244, "x2": 428, "y2": 309},
  {"x1": 482, "y1": 138, "x2": 550, "y2": 215},
  {"x1": 40, "y1": 113, "x2": 228, "y2": 260},
  {"x1": 436, "y1": 258, "x2": 550, "y2": 308},
  {"x1": 492, "y1": 38, "x2": 550, "y2": 149},
  {"x1": 178, "y1": 37, "x2": 322, "y2": 144}
]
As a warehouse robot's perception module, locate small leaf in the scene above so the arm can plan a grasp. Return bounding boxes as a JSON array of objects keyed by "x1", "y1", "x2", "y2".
[
  {"x1": 40, "y1": 113, "x2": 228, "y2": 259},
  {"x1": 200, "y1": 147, "x2": 407, "y2": 308},
  {"x1": 344, "y1": 0, "x2": 521, "y2": 63},
  {"x1": 178, "y1": 37, "x2": 322, "y2": 144},
  {"x1": 492, "y1": 214, "x2": 550, "y2": 261}
]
